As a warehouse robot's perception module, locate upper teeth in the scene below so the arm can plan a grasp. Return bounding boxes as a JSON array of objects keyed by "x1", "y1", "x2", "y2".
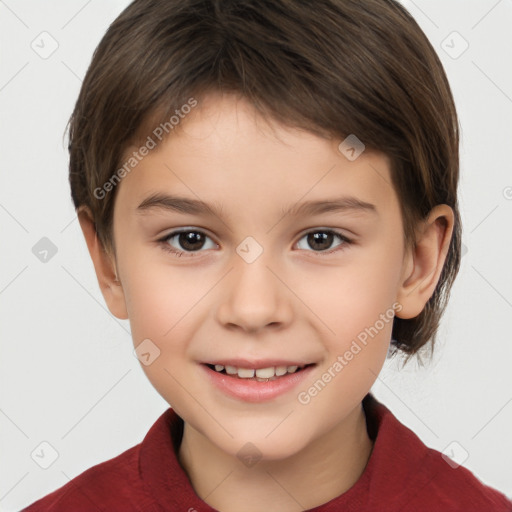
[{"x1": 214, "y1": 364, "x2": 303, "y2": 378}]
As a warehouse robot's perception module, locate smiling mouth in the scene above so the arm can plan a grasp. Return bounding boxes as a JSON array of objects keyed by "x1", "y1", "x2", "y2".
[{"x1": 204, "y1": 363, "x2": 316, "y2": 382}]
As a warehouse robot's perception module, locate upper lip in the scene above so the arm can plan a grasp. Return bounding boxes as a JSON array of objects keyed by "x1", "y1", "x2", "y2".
[{"x1": 202, "y1": 359, "x2": 315, "y2": 369}]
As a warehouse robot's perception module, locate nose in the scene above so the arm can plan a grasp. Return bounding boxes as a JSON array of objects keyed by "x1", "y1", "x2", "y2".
[{"x1": 215, "y1": 249, "x2": 293, "y2": 334}]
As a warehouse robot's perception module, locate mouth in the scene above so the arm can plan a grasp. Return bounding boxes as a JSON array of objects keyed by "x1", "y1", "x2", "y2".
[
  {"x1": 204, "y1": 363, "x2": 315, "y2": 382},
  {"x1": 200, "y1": 356, "x2": 319, "y2": 402},
  {"x1": 201, "y1": 361, "x2": 317, "y2": 402}
]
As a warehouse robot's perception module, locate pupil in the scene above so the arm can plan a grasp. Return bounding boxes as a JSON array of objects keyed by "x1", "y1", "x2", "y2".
[
  {"x1": 180, "y1": 232, "x2": 204, "y2": 251},
  {"x1": 308, "y1": 231, "x2": 332, "y2": 251}
]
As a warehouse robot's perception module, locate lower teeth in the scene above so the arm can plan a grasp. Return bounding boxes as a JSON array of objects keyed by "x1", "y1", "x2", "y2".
[{"x1": 235, "y1": 375, "x2": 280, "y2": 382}]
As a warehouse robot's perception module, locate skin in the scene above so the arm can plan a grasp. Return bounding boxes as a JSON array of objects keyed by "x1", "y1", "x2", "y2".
[{"x1": 78, "y1": 92, "x2": 454, "y2": 511}]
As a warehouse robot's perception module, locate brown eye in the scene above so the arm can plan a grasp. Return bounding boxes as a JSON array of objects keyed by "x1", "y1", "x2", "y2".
[
  {"x1": 176, "y1": 231, "x2": 206, "y2": 251},
  {"x1": 307, "y1": 232, "x2": 334, "y2": 251},
  {"x1": 159, "y1": 229, "x2": 216, "y2": 256},
  {"x1": 296, "y1": 230, "x2": 351, "y2": 253}
]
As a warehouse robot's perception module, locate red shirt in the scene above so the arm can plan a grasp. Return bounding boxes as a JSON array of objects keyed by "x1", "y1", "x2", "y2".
[{"x1": 23, "y1": 393, "x2": 512, "y2": 511}]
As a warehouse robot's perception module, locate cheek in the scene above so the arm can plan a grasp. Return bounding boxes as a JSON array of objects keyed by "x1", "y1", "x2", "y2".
[
  {"x1": 295, "y1": 265, "x2": 398, "y2": 422},
  {"x1": 312, "y1": 254, "x2": 401, "y2": 338},
  {"x1": 121, "y1": 254, "x2": 214, "y2": 377},
  {"x1": 308, "y1": 244, "x2": 403, "y2": 373},
  {"x1": 121, "y1": 260, "x2": 205, "y2": 409},
  {"x1": 122, "y1": 252, "x2": 201, "y2": 341}
]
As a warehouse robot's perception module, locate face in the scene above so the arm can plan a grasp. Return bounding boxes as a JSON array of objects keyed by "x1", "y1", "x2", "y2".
[{"x1": 110, "y1": 92, "x2": 409, "y2": 459}]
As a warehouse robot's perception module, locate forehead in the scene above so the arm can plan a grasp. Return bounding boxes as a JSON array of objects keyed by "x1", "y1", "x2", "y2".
[{"x1": 115, "y1": 93, "x2": 398, "y2": 221}]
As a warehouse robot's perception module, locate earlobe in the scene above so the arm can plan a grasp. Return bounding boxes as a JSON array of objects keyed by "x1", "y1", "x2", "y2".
[
  {"x1": 77, "y1": 206, "x2": 129, "y2": 320},
  {"x1": 396, "y1": 205, "x2": 454, "y2": 320}
]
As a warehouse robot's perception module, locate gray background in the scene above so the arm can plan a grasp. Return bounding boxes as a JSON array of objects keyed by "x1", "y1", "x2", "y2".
[{"x1": 1, "y1": 0, "x2": 511, "y2": 510}]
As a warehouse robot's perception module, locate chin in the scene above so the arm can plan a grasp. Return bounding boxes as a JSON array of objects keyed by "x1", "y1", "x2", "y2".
[{"x1": 215, "y1": 426, "x2": 310, "y2": 463}]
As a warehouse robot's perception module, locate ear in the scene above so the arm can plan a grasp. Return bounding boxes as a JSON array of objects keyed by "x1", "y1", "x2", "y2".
[
  {"x1": 77, "y1": 206, "x2": 129, "y2": 320},
  {"x1": 396, "y1": 204, "x2": 454, "y2": 319}
]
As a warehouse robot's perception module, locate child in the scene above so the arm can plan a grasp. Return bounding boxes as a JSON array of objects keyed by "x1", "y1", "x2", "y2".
[{"x1": 23, "y1": 0, "x2": 512, "y2": 510}]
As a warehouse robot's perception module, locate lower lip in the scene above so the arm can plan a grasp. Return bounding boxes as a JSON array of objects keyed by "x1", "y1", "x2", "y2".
[{"x1": 201, "y1": 364, "x2": 316, "y2": 403}]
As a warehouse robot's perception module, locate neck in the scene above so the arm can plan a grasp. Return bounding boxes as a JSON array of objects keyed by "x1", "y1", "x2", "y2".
[{"x1": 178, "y1": 403, "x2": 373, "y2": 512}]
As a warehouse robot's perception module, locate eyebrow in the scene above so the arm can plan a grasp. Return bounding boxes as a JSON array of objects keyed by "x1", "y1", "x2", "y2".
[
  {"x1": 137, "y1": 193, "x2": 226, "y2": 217},
  {"x1": 283, "y1": 196, "x2": 378, "y2": 217},
  {"x1": 136, "y1": 193, "x2": 378, "y2": 218}
]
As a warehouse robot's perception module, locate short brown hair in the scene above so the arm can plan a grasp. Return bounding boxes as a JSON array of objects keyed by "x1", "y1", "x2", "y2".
[{"x1": 68, "y1": 0, "x2": 461, "y2": 364}]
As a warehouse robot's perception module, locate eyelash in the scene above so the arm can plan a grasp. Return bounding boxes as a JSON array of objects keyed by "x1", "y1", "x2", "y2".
[{"x1": 157, "y1": 228, "x2": 353, "y2": 258}]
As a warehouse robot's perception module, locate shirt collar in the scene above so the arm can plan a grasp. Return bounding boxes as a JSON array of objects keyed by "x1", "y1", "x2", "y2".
[{"x1": 139, "y1": 393, "x2": 405, "y2": 510}]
